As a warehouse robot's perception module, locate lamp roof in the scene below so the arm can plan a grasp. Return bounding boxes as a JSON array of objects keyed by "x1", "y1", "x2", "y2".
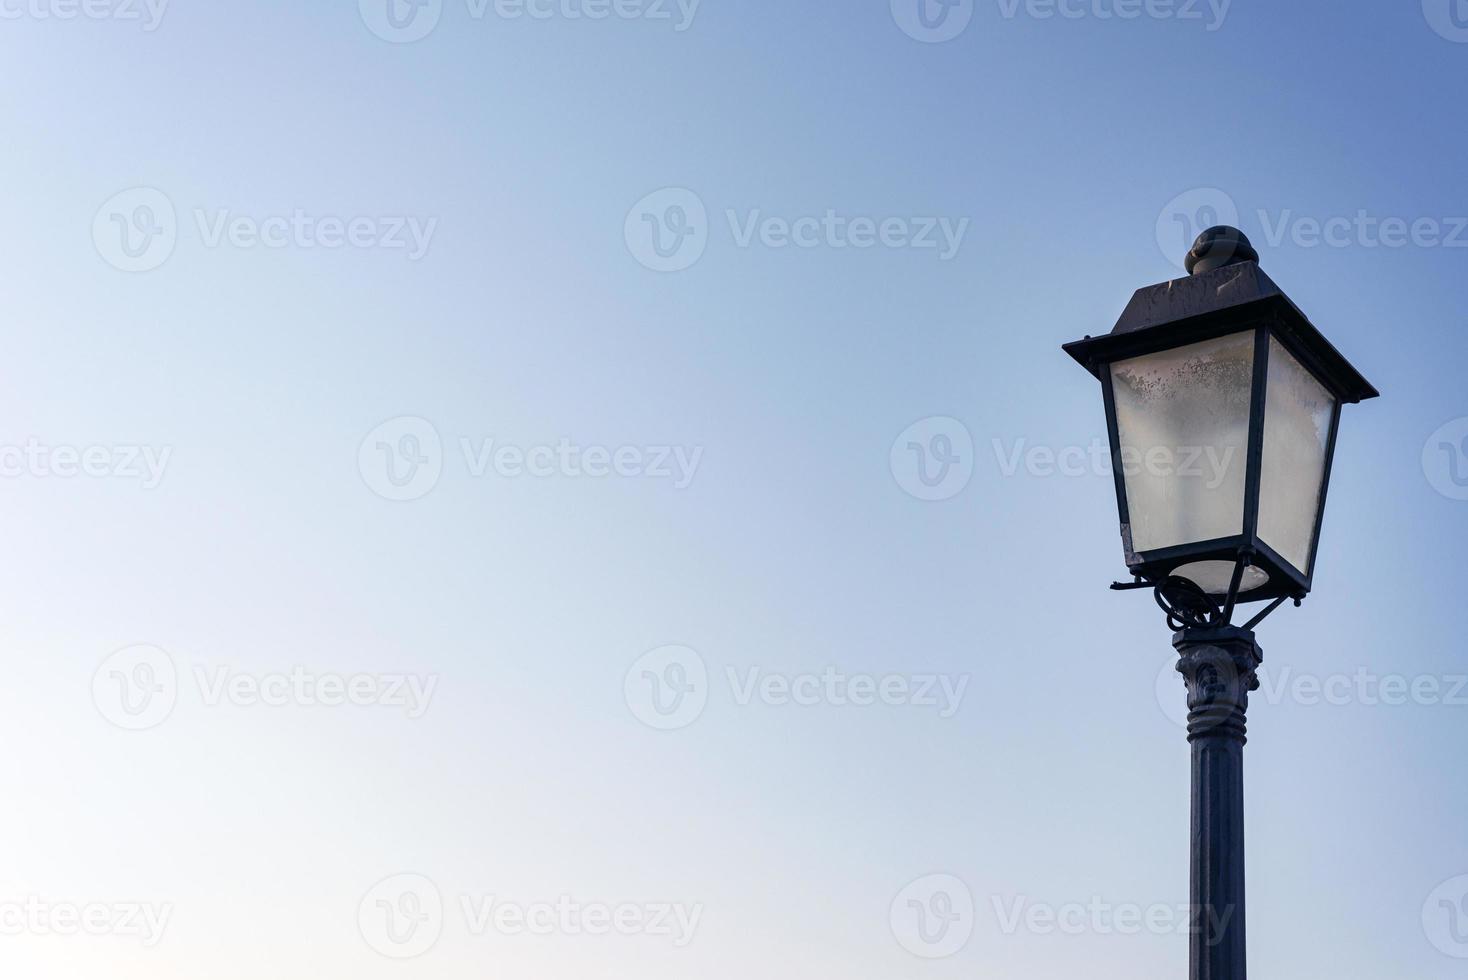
[{"x1": 1064, "y1": 253, "x2": 1379, "y2": 404}]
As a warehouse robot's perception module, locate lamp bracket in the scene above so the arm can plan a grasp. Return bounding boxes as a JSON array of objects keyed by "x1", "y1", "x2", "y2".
[
  {"x1": 1111, "y1": 560, "x2": 1303, "y2": 634},
  {"x1": 1155, "y1": 576, "x2": 1226, "y2": 630}
]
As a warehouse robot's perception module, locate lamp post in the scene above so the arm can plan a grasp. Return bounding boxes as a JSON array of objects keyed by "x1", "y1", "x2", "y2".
[{"x1": 1063, "y1": 227, "x2": 1378, "y2": 980}]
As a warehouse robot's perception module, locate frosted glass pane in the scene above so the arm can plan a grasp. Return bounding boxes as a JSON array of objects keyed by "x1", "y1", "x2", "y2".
[
  {"x1": 1258, "y1": 337, "x2": 1335, "y2": 574},
  {"x1": 1172, "y1": 560, "x2": 1271, "y2": 596},
  {"x1": 1109, "y1": 332, "x2": 1255, "y2": 555}
]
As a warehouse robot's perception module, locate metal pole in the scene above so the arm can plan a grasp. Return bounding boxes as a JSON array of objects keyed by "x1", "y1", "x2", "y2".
[{"x1": 1174, "y1": 624, "x2": 1261, "y2": 980}]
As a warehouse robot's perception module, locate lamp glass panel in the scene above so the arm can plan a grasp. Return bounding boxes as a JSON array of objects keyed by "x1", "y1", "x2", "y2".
[
  {"x1": 1172, "y1": 560, "x2": 1271, "y2": 596},
  {"x1": 1109, "y1": 331, "x2": 1255, "y2": 555},
  {"x1": 1257, "y1": 336, "x2": 1336, "y2": 574}
]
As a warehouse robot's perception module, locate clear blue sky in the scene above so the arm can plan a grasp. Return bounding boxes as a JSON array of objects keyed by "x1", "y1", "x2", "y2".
[{"x1": 1, "y1": 2, "x2": 1465, "y2": 977}]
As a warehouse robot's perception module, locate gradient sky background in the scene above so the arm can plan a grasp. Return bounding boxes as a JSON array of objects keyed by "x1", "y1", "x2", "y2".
[{"x1": 1, "y1": 1, "x2": 1466, "y2": 977}]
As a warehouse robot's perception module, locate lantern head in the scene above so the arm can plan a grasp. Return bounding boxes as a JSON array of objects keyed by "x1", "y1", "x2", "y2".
[{"x1": 1064, "y1": 227, "x2": 1378, "y2": 604}]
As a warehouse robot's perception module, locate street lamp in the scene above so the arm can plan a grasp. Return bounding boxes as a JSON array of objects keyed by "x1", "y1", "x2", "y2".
[{"x1": 1063, "y1": 226, "x2": 1378, "y2": 979}]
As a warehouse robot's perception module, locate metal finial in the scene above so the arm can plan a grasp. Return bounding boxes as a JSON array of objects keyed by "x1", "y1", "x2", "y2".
[{"x1": 1186, "y1": 225, "x2": 1259, "y2": 275}]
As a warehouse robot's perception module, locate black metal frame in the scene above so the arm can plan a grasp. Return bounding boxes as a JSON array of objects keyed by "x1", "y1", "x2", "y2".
[
  {"x1": 1112, "y1": 557, "x2": 1299, "y2": 631},
  {"x1": 1066, "y1": 262, "x2": 1376, "y2": 606}
]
